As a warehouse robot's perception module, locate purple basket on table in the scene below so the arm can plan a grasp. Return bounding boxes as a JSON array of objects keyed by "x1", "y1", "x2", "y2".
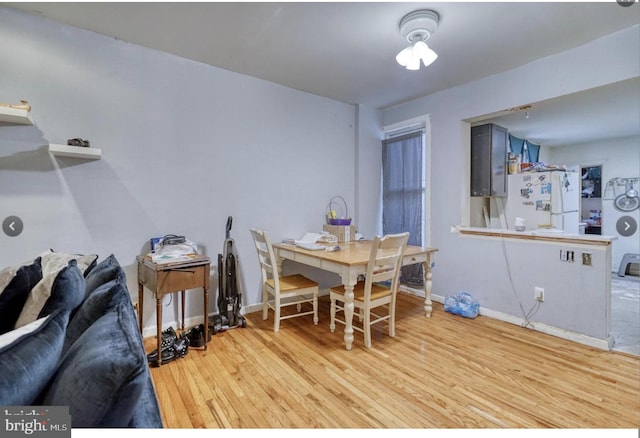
[
  {"x1": 329, "y1": 218, "x2": 352, "y2": 226},
  {"x1": 327, "y1": 196, "x2": 352, "y2": 226}
]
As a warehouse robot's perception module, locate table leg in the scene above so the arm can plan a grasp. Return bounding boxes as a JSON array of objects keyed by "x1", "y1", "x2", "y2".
[
  {"x1": 341, "y1": 274, "x2": 357, "y2": 350},
  {"x1": 138, "y1": 282, "x2": 144, "y2": 334},
  {"x1": 181, "y1": 290, "x2": 185, "y2": 330},
  {"x1": 423, "y1": 257, "x2": 433, "y2": 318},
  {"x1": 156, "y1": 296, "x2": 162, "y2": 366},
  {"x1": 203, "y1": 285, "x2": 209, "y2": 350}
]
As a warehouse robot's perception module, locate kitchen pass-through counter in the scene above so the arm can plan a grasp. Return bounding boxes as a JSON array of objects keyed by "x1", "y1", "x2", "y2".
[
  {"x1": 456, "y1": 226, "x2": 617, "y2": 247},
  {"x1": 454, "y1": 225, "x2": 617, "y2": 350}
]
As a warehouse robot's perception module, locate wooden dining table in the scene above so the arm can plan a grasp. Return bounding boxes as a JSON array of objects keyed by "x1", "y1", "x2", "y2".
[{"x1": 273, "y1": 240, "x2": 438, "y2": 350}]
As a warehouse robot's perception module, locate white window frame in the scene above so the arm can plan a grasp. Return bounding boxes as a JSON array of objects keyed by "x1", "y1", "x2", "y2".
[{"x1": 381, "y1": 114, "x2": 432, "y2": 249}]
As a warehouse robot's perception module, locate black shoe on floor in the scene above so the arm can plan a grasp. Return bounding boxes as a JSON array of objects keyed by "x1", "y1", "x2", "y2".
[
  {"x1": 174, "y1": 336, "x2": 190, "y2": 358},
  {"x1": 147, "y1": 326, "x2": 179, "y2": 364},
  {"x1": 161, "y1": 326, "x2": 177, "y2": 348},
  {"x1": 183, "y1": 324, "x2": 209, "y2": 348},
  {"x1": 148, "y1": 336, "x2": 189, "y2": 367},
  {"x1": 148, "y1": 346, "x2": 177, "y2": 367}
]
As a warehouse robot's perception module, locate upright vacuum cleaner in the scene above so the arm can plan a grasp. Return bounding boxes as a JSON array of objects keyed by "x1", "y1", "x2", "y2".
[{"x1": 209, "y1": 216, "x2": 246, "y2": 334}]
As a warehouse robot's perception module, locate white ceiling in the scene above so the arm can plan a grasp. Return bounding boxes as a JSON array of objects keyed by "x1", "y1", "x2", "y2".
[
  {"x1": 476, "y1": 77, "x2": 640, "y2": 147},
  {"x1": 4, "y1": 2, "x2": 640, "y2": 146}
]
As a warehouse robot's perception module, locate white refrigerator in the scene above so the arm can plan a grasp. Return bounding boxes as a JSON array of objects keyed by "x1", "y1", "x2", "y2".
[{"x1": 504, "y1": 171, "x2": 580, "y2": 233}]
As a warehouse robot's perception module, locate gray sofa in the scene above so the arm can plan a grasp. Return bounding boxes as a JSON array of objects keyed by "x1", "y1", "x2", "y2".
[{"x1": 0, "y1": 251, "x2": 163, "y2": 428}]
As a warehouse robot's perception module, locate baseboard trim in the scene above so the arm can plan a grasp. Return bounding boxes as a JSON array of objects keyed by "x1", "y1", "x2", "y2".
[
  {"x1": 401, "y1": 286, "x2": 612, "y2": 352},
  {"x1": 478, "y1": 306, "x2": 612, "y2": 351},
  {"x1": 141, "y1": 316, "x2": 200, "y2": 339}
]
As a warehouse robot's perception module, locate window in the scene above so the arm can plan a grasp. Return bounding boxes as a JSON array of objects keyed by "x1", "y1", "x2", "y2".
[{"x1": 382, "y1": 128, "x2": 426, "y2": 287}]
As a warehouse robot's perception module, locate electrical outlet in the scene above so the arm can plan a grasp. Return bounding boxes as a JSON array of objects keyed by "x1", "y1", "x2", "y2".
[
  {"x1": 535, "y1": 287, "x2": 545, "y2": 302},
  {"x1": 560, "y1": 249, "x2": 576, "y2": 262},
  {"x1": 582, "y1": 252, "x2": 592, "y2": 266}
]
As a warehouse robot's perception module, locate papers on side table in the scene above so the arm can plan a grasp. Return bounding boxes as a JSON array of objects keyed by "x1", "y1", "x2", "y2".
[{"x1": 148, "y1": 253, "x2": 198, "y2": 264}]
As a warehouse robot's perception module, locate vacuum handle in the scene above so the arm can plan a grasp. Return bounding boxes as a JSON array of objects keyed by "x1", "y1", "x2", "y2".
[{"x1": 226, "y1": 216, "x2": 232, "y2": 237}]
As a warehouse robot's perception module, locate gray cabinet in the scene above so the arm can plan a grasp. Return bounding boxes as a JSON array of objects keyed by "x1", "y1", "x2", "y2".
[{"x1": 470, "y1": 123, "x2": 508, "y2": 197}]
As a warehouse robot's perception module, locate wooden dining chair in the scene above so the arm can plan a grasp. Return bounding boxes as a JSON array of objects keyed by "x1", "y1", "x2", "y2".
[
  {"x1": 250, "y1": 228, "x2": 319, "y2": 332},
  {"x1": 329, "y1": 232, "x2": 409, "y2": 348}
]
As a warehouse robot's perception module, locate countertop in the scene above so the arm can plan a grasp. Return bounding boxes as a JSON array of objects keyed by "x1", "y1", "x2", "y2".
[{"x1": 456, "y1": 226, "x2": 616, "y2": 246}]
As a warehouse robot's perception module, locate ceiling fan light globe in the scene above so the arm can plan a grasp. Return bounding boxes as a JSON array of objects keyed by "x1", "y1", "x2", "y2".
[
  {"x1": 396, "y1": 46, "x2": 413, "y2": 67},
  {"x1": 421, "y1": 49, "x2": 438, "y2": 67},
  {"x1": 396, "y1": 41, "x2": 438, "y2": 70},
  {"x1": 412, "y1": 41, "x2": 438, "y2": 67},
  {"x1": 405, "y1": 56, "x2": 421, "y2": 70},
  {"x1": 412, "y1": 40, "x2": 429, "y2": 56}
]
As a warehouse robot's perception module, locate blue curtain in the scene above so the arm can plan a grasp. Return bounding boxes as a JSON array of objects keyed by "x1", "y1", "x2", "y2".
[
  {"x1": 509, "y1": 134, "x2": 525, "y2": 155},
  {"x1": 382, "y1": 131, "x2": 424, "y2": 286},
  {"x1": 526, "y1": 140, "x2": 540, "y2": 162}
]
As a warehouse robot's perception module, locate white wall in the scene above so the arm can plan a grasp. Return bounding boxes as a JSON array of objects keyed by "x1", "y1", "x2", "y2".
[
  {"x1": 354, "y1": 104, "x2": 383, "y2": 239},
  {"x1": 0, "y1": 7, "x2": 356, "y2": 332},
  {"x1": 457, "y1": 233, "x2": 612, "y2": 343},
  {"x1": 548, "y1": 136, "x2": 640, "y2": 271},
  {"x1": 379, "y1": 25, "x2": 640, "y2": 344}
]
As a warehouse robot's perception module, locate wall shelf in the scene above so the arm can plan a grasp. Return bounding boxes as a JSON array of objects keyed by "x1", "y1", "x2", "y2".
[
  {"x1": 48, "y1": 143, "x2": 102, "y2": 160},
  {"x1": 0, "y1": 106, "x2": 34, "y2": 125}
]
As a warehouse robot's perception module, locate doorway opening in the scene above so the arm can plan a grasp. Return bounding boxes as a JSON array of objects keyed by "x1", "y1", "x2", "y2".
[{"x1": 580, "y1": 165, "x2": 603, "y2": 235}]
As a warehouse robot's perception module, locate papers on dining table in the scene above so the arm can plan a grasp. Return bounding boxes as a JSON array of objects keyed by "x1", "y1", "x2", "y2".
[
  {"x1": 295, "y1": 242, "x2": 326, "y2": 251},
  {"x1": 294, "y1": 232, "x2": 326, "y2": 250}
]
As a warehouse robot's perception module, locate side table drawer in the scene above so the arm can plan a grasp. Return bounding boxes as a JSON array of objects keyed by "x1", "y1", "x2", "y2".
[
  {"x1": 138, "y1": 264, "x2": 157, "y2": 291},
  {"x1": 156, "y1": 266, "x2": 208, "y2": 294}
]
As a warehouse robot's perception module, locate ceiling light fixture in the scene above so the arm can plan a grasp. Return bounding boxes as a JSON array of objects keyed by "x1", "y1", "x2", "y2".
[{"x1": 396, "y1": 9, "x2": 439, "y2": 71}]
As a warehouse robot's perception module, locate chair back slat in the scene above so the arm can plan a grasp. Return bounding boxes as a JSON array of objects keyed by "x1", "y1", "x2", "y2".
[
  {"x1": 364, "y1": 233, "x2": 409, "y2": 300},
  {"x1": 251, "y1": 227, "x2": 320, "y2": 332},
  {"x1": 250, "y1": 228, "x2": 280, "y2": 290}
]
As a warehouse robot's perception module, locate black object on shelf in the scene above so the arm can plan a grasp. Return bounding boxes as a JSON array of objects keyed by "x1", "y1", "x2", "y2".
[
  {"x1": 67, "y1": 138, "x2": 90, "y2": 147},
  {"x1": 585, "y1": 226, "x2": 602, "y2": 235}
]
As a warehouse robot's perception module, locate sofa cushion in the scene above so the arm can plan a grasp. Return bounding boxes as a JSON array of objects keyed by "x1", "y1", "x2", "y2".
[
  {"x1": 0, "y1": 252, "x2": 49, "y2": 292},
  {"x1": 38, "y1": 260, "x2": 86, "y2": 318},
  {"x1": 40, "y1": 249, "x2": 98, "y2": 275},
  {"x1": 63, "y1": 278, "x2": 130, "y2": 354},
  {"x1": 0, "y1": 309, "x2": 69, "y2": 405},
  {"x1": 13, "y1": 250, "x2": 97, "y2": 329},
  {"x1": 41, "y1": 302, "x2": 147, "y2": 427},
  {"x1": 84, "y1": 253, "x2": 126, "y2": 296},
  {"x1": 15, "y1": 259, "x2": 87, "y2": 329},
  {"x1": 0, "y1": 264, "x2": 20, "y2": 293},
  {"x1": 0, "y1": 258, "x2": 43, "y2": 334}
]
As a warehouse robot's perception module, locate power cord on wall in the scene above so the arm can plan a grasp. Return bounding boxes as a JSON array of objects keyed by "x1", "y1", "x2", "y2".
[{"x1": 499, "y1": 231, "x2": 541, "y2": 329}]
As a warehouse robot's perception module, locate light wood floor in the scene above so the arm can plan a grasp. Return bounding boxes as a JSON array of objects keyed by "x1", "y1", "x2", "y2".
[{"x1": 146, "y1": 292, "x2": 640, "y2": 429}]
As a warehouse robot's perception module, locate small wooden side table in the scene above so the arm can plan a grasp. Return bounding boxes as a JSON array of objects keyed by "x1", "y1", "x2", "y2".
[{"x1": 136, "y1": 255, "x2": 210, "y2": 366}]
